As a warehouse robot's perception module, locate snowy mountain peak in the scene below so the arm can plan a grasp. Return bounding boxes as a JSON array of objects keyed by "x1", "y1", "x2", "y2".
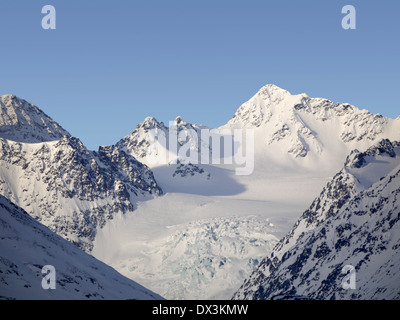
[
  {"x1": 226, "y1": 84, "x2": 313, "y2": 130},
  {"x1": 138, "y1": 116, "x2": 166, "y2": 130},
  {"x1": 0, "y1": 130, "x2": 162, "y2": 252},
  {"x1": 0, "y1": 94, "x2": 70, "y2": 143},
  {"x1": 1, "y1": 94, "x2": 17, "y2": 100},
  {"x1": 116, "y1": 117, "x2": 168, "y2": 161},
  {"x1": 174, "y1": 115, "x2": 183, "y2": 125},
  {"x1": 224, "y1": 84, "x2": 400, "y2": 162},
  {"x1": 257, "y1": 84, "x2": 293, "y2": 100},
  {"x1": 172, "y1": 115, "x2": 205, "y2": 131},
  {"x1": 116, "y1": 114, "x2": 209, "y2": 166}
]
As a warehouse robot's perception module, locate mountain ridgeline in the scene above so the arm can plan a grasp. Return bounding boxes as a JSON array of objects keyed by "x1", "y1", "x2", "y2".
[
  {"x1": 0, "y1": 84, "x2": 399, "y2": 300},
  {"x1": 0, "y1": 95, "x2": 162, "y2": 252}
]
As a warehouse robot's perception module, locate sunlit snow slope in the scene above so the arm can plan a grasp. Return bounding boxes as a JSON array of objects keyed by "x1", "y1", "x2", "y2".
[
  {"x1": 1, "y1": 85, "x2": 399, "y2": 300},
  {"x1": 0, "y1": 194, "x2": 163, "y2": 300},
  {"x1": 92, "y1": 85, "x2": 400, "y2": 299}
]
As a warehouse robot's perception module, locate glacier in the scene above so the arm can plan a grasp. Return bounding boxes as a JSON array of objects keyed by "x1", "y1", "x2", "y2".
[{"x1": 1, "y1": 84, "x2": 399, "y2": 300}]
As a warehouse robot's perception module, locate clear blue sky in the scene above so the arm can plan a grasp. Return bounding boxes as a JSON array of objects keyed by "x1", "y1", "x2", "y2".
[{"x1": 0, "y1": 0, "x2": 399, "y2": 150}]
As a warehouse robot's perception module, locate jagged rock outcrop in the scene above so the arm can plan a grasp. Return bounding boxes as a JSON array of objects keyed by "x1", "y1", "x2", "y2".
[
  {"x1": 0, "y1": 94, "x2": 70, "y2": 143},
  {"x1": 233, "y1": 139, "x2": 400, "y2": 300},
  {"x1": 0, "y1": 95, "x2": 162, "y2": 252}
]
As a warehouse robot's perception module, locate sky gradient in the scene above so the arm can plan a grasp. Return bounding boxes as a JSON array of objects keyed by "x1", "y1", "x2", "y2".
[{"x1": 0, "y1": 0, "x2": 399, "y2": 150}]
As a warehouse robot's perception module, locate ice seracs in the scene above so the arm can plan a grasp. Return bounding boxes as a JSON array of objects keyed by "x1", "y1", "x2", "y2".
[
  {"x1": 0, "y1": 194, "x2": 163, "y2": 300},
  {"x1": 1, "y1": 84, "x2": 400, "y2": 300},
  {"x1": 96, "y1": 84, "x2": 400, "y2": 300}
]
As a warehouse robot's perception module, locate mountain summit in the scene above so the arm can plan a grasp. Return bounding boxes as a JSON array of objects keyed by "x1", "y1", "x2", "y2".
[
  {"x1": 0, "y1": 96, "x2": 162, "y2": 252},
  {"x1": 1, "y1": 85, "x2": 399, "y2": 300},
  {"x1": 223, "y1": 84, "x2": 400, "y2": 166},
  {"x1": 0, "y1": 94, "x2": 70, "y2": 143}
]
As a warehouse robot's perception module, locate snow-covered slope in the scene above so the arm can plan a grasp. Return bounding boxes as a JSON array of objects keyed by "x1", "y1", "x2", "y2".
[
  {"x1": 94, "y1": 208, "x2": 281, "y2": 300},
  {"x1": 0, "y1": 94, "x2": 70, "y2": 143},
  {"x1": 116, "y1": 115, "x2": 210, "y2": 167},
  {"x1": 0, "y1": 136, "x2": 161, "y2": 252},
  {"x1": 2, "y1": 85, "x2": 399, "y2": 301},
  {"x1": 0, "y1": 194, "x2": 163, "y2": 300},
  {"x1": 116, "y1": 116, "x2": 169, "y2": 163},
  {"x1": 0, "y1": 97, "x2": 162, "y2": 252},
  {"x1": 91, "y1": 84, "x2": 400, "y2": 300},
  {"x1": 233, "y1": 139, "x2": 400, "y2": 300},
  {"x1": 224, "y1": 84, "x2": 400, "y2": 169}
]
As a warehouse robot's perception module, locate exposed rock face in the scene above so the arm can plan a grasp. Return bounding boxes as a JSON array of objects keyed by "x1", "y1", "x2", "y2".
[
  {"x1": 226, "y1": 84, "x2": 400, "y2": 159},
  {"x1": 0, "y1": 94, "x2": 70, "y2": 143},
  {"x1": 233, "y1": 139, "x2": 400, "y2": 300},
  {"x1": 0, "y1": 95, "x2": 162, "y2": 252}
]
